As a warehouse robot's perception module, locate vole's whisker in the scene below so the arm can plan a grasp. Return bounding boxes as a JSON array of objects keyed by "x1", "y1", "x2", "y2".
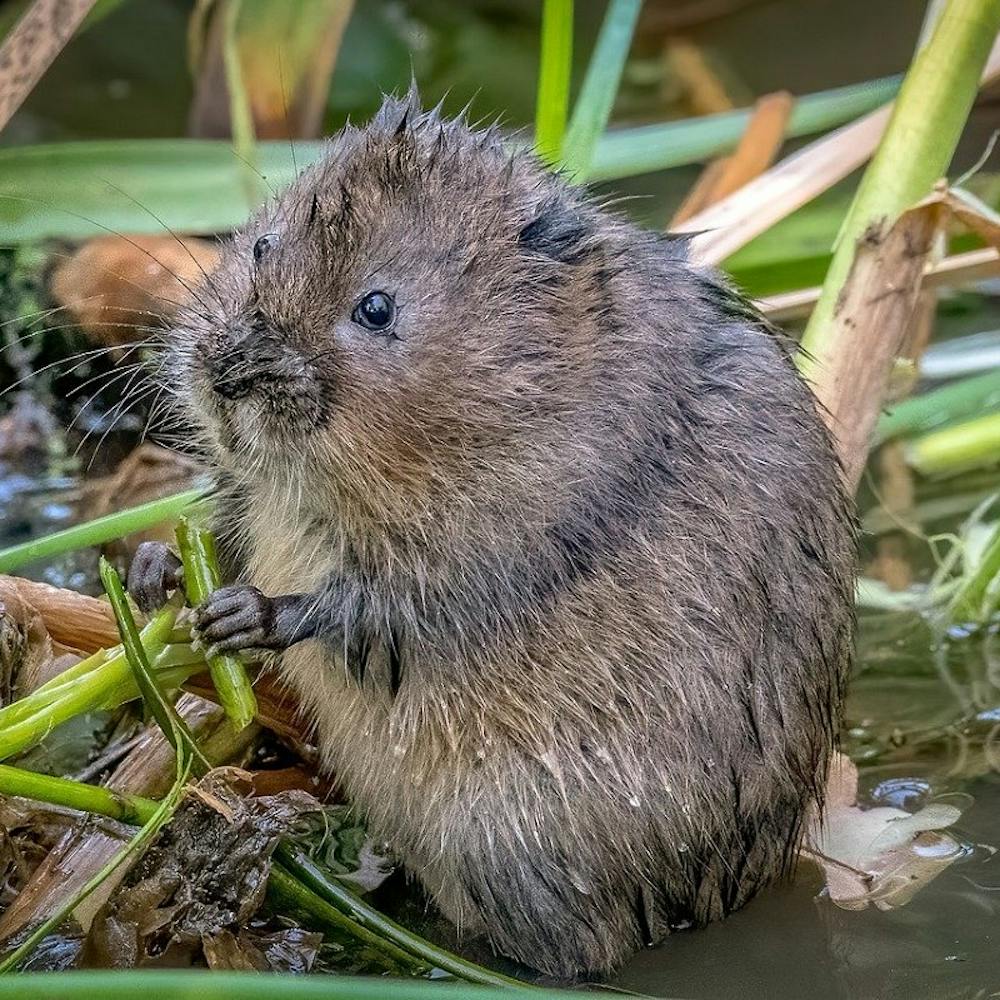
[
  {"x1": 97, "y1": 178, "x2": 225, "y2": 311},
  {"x1": 0, "y1": 194, "x2": 217, "y2": 316},
  {"x1": 0, "y1": 344, "x2": 150, "y2": 401}
]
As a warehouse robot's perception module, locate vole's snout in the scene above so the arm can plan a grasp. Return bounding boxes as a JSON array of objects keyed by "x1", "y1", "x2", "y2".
[{"x1": 206, "y1": 330, "x2": 308, "y2": 402}]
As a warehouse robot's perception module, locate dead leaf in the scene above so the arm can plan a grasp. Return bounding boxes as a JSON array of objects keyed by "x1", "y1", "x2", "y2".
[
  {"x1": 804, "y1": 753, "x2": 966, "y2": 911},
  {"x1": 0, "y1": 576, "x2": 57, "y2": 701},
  {"x1": 83, "y1": 767, "x2": 319, "y2": 968},
  {"x1": 679, "y1": 37, "x2": 1000, "y2": 266},
  {"x1": 759, "y1": 246, "x2": 1000, "y2": 323},
  {"x1": 50, "y1": 235, "x2": 219, "y2": 345},
  {"x1": 672, "y1": 91, "x2": 792, "y2": 226},
  {"x1": 202, "y1": 927, "x2": 322, "y2": 973},
  {"x1": 0, "y1": 575, "x2": 124, "y2": 656},
  {"x1": 0, "y1": 695, "x2": 259, "y2": 945}
]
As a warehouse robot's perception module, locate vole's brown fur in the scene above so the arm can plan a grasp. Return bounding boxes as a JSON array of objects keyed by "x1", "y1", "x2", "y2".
[{"x1": 163, "y1": 91, "x2": 856, "y2": 978}]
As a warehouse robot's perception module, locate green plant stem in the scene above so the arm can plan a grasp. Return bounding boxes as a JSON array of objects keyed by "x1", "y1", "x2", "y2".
[
  {"x1": 561, "y1": 0, "x2": 641, "y2": 177},
  {"x1": 949, "y1": 519, "x2": 1000, "y2": 623},
  {"x1": 275, "y1": 845, "x2": 525, "y2": 988},
  {"x1": 0, "y1": 972, "x2": 555, "y2": 999},
  {"x1": 534, "y1": 0, "x2": 574, "y2": 164},
  {"x1": 0, "y1": 487, "x2": 205, "y2": 573},
  {"x1": 222, "y1": 0, "x2": 262, "y2": 208},
  {"x1": 876, "y1": 369, "x2": 1000, "y2": 444},
  {"x1": 176, "y1": 518, "x2": 258, "y2": 730},
  {"x1": 0, "y1": 763, "x2": 157, "y2": 824},
  {"x1": 0, "y1": 638, "x2": 204, "y2": 761},
  {"x1": 266, "y1": 864, "x2": 430, "y2": 976},
  {"x1": 905, "y1": 411, "x2": 1000, "y2": 477},
  {"x1": 100, "y1": 559, "x2": 213, "y2": 775},
  {"x1": 798, "y1": 0, "x2": 1000, "y2": 375}
]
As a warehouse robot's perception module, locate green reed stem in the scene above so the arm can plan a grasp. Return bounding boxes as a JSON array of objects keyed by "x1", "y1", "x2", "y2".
[
  {"x1": 176, "y1": 517, "x2": 258, "y2": 730},
  {"x1": 0, "y1": 971, "x2": 559, "y2": 999},
  {"x1": 0, "y1": 637, "x2": 204, "y2": 762},
  {"x1": 876, "y1": 369, "x2": 1000, "y2": 445},
  {"x1": 799, "y1": 0, "x2": 1000, "y2": 376},
  {"x1": 534, "y1": 0, "x2": 574, "y2": 164},
  {"x1": 0, "y1": 488, "x2": 205, "y2": 574},
  {"x1": 905, "y1": 411, "x2": 1000, "y2": 478},
  {"x1": 561, "y1": 0, "x2": 642, "y2": 177},
  {"x1": 100, "y1": 558, "x2": 212, "y2": 775},
  {"x1": 274, "y1": 845, "x2": 526, "y2": 988},
  {"x1": 0, "y1": 763, "x2": 157, "y2": 824},
  {"x1": 266, "y1": 864, "x2": 430, "y2": 976}
]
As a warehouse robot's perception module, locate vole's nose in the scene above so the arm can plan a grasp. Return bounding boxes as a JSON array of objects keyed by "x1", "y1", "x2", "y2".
[
  {"x1": 207, "y1": 346, "x2": 262, "y2": 400},
  {"x1": 207, "y1": 334, "x2": 305, "y2": 400},
  {"x1": 210, "y1": 361, "x2": 255, "y2": 400}
]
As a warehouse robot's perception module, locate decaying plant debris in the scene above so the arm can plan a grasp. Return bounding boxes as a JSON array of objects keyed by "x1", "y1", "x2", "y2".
[{"x1": 83, "y1": 768, "x2": 318, "y2": 971}]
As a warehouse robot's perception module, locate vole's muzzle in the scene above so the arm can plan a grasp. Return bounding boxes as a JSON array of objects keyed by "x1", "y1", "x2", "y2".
[{"x1": 207, "y1": 334, "x2": 308, "y2": 401}]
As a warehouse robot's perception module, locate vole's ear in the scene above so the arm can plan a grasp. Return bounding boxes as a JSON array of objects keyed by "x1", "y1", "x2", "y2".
[{"x1": 517, "y1": 197, "x2": 593, "y2": 264}]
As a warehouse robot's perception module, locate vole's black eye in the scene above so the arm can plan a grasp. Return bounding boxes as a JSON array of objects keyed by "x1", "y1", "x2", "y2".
[
  {"x1": 353, "y1": 290, "x2": 396, "y2": 332},
  {"x1": 253, "y1": 233, "x2": 279, "y2": 262}
]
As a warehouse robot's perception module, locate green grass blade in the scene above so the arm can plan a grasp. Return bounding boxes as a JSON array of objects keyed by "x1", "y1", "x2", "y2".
[
  {"x1": 0, "y1": 970, "x2": 563, "y2": 998},
  {"x1": 0, "y1": 487, "x2": 205, "y2": 573},
  {"x1": 587, "y1": 74, "x2": 900, "y2": 182},
  {"x1": 534, "y1": 0, "x2": 574, "y2": 164},
  {"x1": 561, "y1": 0, "x2": 642, "y2": 177},
  {"x1": 949, "y1": 518, "x2": 1000, "y2": 624},
  {"x1": 176, "y1": 518, "x2": 258, "y2": 730},
  {"x1": 221, "y1": 0, "x2": 263, "y2": 207},
  {"x1": 876, "y1": 368, "x2": 1000, "y2": 444},
  {"x1": 275, "y1": 845, "x2": 525, "y2": 987},
  {"x1": 99, "y1": 558, "x2": 211, "y2": 775}
]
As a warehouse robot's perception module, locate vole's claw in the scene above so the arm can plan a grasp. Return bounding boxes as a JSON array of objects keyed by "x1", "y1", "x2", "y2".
[
  {"x1": 127, "y1": 541, "x2": 184, "y2": 613},
  {"x1": 195, "y1": 583, "x2": 277, "y2": 653}
]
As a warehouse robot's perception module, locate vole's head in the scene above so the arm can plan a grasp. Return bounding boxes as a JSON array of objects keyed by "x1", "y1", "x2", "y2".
[{"x1": 170, "y1": 90, "x2": 644, "y2": 525}]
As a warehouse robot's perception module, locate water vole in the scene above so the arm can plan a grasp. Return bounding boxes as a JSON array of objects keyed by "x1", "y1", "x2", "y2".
[{"x1": 130, "y1": 91, "x2": 856, "y2": 978}]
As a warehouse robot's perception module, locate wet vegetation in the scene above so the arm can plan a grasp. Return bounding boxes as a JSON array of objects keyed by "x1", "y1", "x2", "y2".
[{"x1": 1, "y1": 0, "x2": 1000, "y2": 997}]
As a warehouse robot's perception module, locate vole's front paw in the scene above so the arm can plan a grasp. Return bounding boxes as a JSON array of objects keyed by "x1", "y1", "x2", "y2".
[
  {"x1": 194, "y1": 584, "x2": 279, "y2": 654},
  {"x1": 128, "y1": 541, "x2": 184, "y2": 612}
]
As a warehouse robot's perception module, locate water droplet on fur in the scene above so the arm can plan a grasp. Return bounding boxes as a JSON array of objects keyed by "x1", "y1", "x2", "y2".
[
  {"x1": 678, "y1": 842, "x2": 689, "y2": 853},
  {"x1": 629, "y1": 795, "x2": 641, "y2": 807}
]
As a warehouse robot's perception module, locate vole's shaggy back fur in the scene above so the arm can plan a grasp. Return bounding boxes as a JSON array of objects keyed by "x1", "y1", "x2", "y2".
[{"x1": 166, "y1": 92, "x2": 856, "y2": 978}]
